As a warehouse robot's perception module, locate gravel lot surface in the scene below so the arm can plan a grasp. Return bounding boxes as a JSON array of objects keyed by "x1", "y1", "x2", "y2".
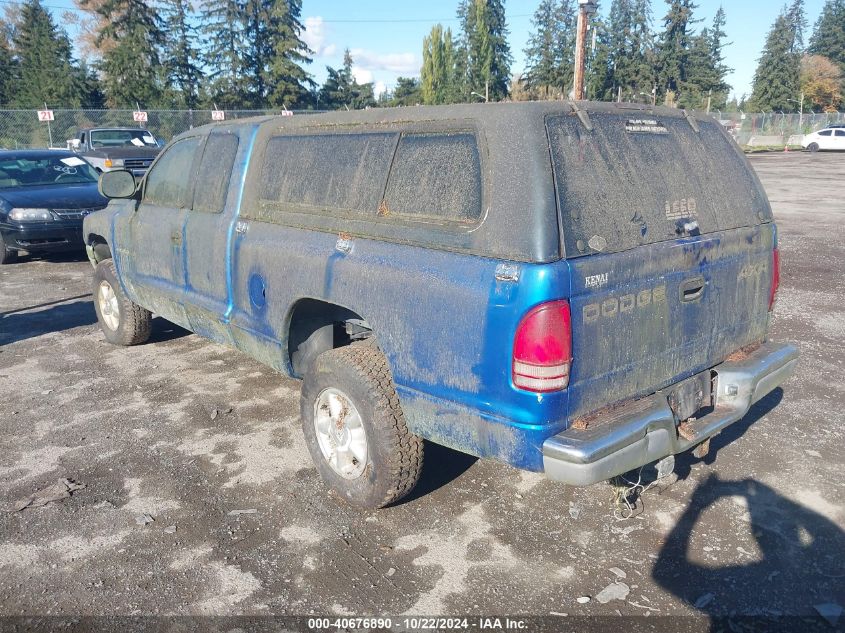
[{"x1": 0, "y1": 152, "x2": 842, "y2": 630}]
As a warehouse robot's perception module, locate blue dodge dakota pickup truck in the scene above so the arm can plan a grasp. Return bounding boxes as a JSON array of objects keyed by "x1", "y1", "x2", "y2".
[{"x1": 83, "y1": 102, "x2": 798, "y2": 508}]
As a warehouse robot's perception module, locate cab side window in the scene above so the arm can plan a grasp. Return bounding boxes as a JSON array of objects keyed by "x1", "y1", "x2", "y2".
[
  {"x1": 193, "y1": 133, "x2": 240, "y2": 213},
  {"x1": 835, "y1": 130, "x2": 845, "y2": 137},
  {"x1": 818, "y1": 130, "x2": 832, "y2": 136},
  {"x1": 144, "y1": 137, "x2": 203, "y2": 208}
]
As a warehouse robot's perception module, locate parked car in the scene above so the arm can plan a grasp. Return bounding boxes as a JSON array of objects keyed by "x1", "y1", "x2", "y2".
[
  {"x1": 67, "y1": 127, "x2": 161, "y2": 176},
  {"x1": 802, "y1": 126, "x2": 845, "y2": 152},
  {"x1": 84, "y1": 103, "x2": 797, "y2": 509},
  {"x1": 0, "y1": 150, "x2": 107, "y2": 264}
]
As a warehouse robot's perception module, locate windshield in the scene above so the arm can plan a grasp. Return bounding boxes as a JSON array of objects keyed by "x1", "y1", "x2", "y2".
[
  {"x1": 90, "y1": 129, "x2": 158, "y2": 148},
  {"x1": 0, "y1": 155, "x2": 100, "y2": 188}
]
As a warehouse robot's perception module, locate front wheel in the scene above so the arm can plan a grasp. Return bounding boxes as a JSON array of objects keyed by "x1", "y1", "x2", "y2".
[
  {"x1": 0, "y1": 245, "x2": 18, "y2": 265},
  {"x1": 300, "y1": 344, "x2": 424, "y2": 509},
  {"x1": 93, "y1": 259, "x2": 152, "y2": 345},
  {"x1": 808, "y1": 142, "x2": 820, "y2": 153}
]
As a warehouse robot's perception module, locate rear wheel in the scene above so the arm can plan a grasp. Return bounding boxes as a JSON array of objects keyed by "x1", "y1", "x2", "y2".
[
  {"x1": 300, "y1": 344, "x2": 424, "y2": 509},
  {"x1": 808, "y1": 142, "x2": 820, "y2": 153},
  {"x1": 93, "y1": 259, "x2": 152, "y2": 345}
]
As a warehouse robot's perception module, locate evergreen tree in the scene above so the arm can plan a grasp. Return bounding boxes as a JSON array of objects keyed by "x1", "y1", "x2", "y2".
[
  {"x1": 200, "y1": 0, "x2": 249, "y2": 107},
  {"x1": 228, "y1": 0, "x2": 313, "y2": 107},
  {"x1": 656, "y1": 0, "x2": 700, "y2": 102},
  {"x1": 319, "y1": 49, "x2": 375, "y2": 110},
  {"x1": 808, "y1": 0, "x2": 845, "y2": 70},
  {"x1": 264, "y1": 0, "x2": 314, "y2": 108},
  {"x1": 80, "y1": 0, "x2": 165, "y2": 107},
  {"x1": 787, "y1": 0, "x2": 807, "y2": 52},
  {"x1": 77, "y1": 60, "x2": 106, "y2": 107},
  {"x1": 586, "y1": 4, "x2": 613, "y2": 100},
  {"x1": 750, "y1": 7, "x2": 803, "y2": 112},
  {"x1": 11, "y1": 0, "x2": 86, "y2": 107},
  {"x1": 460, "y1": 0, "x2": 512, "y2": 101},
  {"x1": 162, "y1": 0, "x2": 202, "y2": 108},
  {"x1": 421, "y1": 24, "x2": 456, "y2": 104},
  {"x1": 524, "y1": 0, "x2": 576, "y2": 98},
  {"x1": 380, "y1": 77, "x2": 422, "y2": 106},
  {"x1": 0, "y1": 21, "x2": 15, "y2": 106},
  {"x1": 605, "y1": 0, "x2": 655, "y2": 101}
]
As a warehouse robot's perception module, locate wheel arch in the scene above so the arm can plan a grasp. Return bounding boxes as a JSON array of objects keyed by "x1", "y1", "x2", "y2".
[
  {"x1": 85, "y1": 232, "x2": 112, "y2": 264},
  {"x1": 286, "y1": 297, "x2": 375, "y2": 378}
]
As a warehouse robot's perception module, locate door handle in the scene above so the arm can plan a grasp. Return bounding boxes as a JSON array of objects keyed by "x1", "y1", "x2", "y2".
[{"x1": 680, "y1": 276, "x2": 706, "y2": 302}]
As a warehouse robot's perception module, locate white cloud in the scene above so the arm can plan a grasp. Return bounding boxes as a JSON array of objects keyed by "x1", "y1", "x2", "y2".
[
  {"x1": 351, "y1": 68, "x2": 374, "y2": 85},
  {"x1": 374, "y1": 81, "x2": 388, "y2": 99},
  {"x1": 349, "y1": 49, "x2": 419, "y2": 76},
  {"x1": 303, "y1": 16, "x2": 337, "y2": 57}
]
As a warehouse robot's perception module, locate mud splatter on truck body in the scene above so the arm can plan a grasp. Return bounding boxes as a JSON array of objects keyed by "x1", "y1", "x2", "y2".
[{"x1": 83, "y1": 101, "x2": 795, "y2": 492}]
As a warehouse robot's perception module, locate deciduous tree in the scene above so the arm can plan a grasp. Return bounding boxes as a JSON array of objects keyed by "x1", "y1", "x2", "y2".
[
  {"x1": 421, "y1": 24, "x2": 457, "y2": 104},
  {"x1": 801, "y1": 54, "x2": 842, "y2": 112}
]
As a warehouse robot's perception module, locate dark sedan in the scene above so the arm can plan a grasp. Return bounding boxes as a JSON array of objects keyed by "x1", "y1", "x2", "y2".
[{"x1": 0, "y1": 150, "x2": 108, "y2": 264}]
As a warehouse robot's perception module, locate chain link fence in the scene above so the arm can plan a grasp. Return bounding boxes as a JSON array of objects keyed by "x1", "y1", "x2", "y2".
[
  {"x1": 0, "y1": 109, "x2": 322, "y2": 150},
  {"x1": 709, "y1": 111, "x2": 845, "y2": 148},
  {"x1": 1, "y1": 107, "x2": 844, "y2": 150}
]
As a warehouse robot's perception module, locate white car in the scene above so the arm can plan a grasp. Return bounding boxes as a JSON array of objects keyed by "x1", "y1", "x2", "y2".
[{"x1": 802, "y1": 126, "x2": 845, "y2": 152}]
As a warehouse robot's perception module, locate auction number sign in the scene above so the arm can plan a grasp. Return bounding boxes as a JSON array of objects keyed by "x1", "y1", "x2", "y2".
[
  {"x1": 37, "y1": 110, "x2": 54, "y2": 122},
  {"x1": 133, "y1": 111, "x2": 148, "y2": 123}
]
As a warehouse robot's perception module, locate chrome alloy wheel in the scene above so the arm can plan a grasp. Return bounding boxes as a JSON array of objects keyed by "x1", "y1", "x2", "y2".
[
  {"x1": 314, "y1": 388, "x2": 369, "y2": 479},
  {"x1": 97, "y1": 280, "x2": 120, "y2": 331}
]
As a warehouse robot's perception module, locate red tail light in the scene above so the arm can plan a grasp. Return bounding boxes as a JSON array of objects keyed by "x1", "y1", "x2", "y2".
[
  {"x1": 769, "y1": 247, "x2": 780, "y2": 311},
  {"x1": 512, "y1": 300, "x2": 572, "y2": 393}
]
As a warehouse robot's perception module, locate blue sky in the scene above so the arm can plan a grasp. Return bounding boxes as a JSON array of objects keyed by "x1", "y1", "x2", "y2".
[
  {"x1": 32, "y1": 0, "x2": 829, "y2": 100},
  {"x1": 301, "y1": 0, "x2": 828, "y2": 99}
]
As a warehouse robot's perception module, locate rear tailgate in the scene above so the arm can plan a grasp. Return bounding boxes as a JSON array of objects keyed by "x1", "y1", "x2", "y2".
[{"x1": 546, "y1": 110, "x2": 776, "y2": 421}]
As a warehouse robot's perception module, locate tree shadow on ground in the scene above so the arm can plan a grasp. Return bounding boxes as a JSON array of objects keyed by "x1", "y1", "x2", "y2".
[
  {"x1": 0, "y1": 299, "x2": 190, "y2": 346},
  {"x1": 0, "y1": 299, "x2": 96, "y2": 345},
  {"x1": 653, "y1": 473, "x2": 845, "y2": 632}
]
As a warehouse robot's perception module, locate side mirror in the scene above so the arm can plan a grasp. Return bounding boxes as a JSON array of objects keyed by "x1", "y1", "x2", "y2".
[{"x1": 99, "y1": 169, "x2": 137, "y2": 199}]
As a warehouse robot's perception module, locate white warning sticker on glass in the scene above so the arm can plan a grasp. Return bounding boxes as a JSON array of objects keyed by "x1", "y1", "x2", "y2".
[{"x1": 60, "y1": 157, "x2": 87, "y2": 166}]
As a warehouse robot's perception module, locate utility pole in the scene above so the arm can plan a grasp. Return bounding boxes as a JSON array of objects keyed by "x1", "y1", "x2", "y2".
[{"x1": 573, "y1": 0, "x2": 598, "y2": 100}]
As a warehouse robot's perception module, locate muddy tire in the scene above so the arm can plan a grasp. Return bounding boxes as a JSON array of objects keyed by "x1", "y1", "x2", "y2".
[
  {"x1": 808, "y1": 142, "x2": 820, "y2": 153},
  {"x1": 93, "y1": 259, "x2": 152, "y2": 346},
  {"x1": 0, "y1": 245, "x2": 18, "y2": 265},
  {"x1": 300, "y1": 344, "x2": 424, "y2": 509}
]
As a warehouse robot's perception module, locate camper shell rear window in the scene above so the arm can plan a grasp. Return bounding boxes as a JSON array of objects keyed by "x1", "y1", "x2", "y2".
[{"x1": 546, "y1": 112, "x2": 771, "y2": 257}]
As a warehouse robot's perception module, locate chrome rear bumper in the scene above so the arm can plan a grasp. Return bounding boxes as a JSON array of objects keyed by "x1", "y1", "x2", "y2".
[{"x1": 542, "y1": 342, "x2": 799, "y2": 486}]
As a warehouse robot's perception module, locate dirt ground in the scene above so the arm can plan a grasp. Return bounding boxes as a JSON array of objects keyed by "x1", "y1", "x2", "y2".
[{"x1": 0, "y1": 152, "x2": 843, "y2": 630}]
